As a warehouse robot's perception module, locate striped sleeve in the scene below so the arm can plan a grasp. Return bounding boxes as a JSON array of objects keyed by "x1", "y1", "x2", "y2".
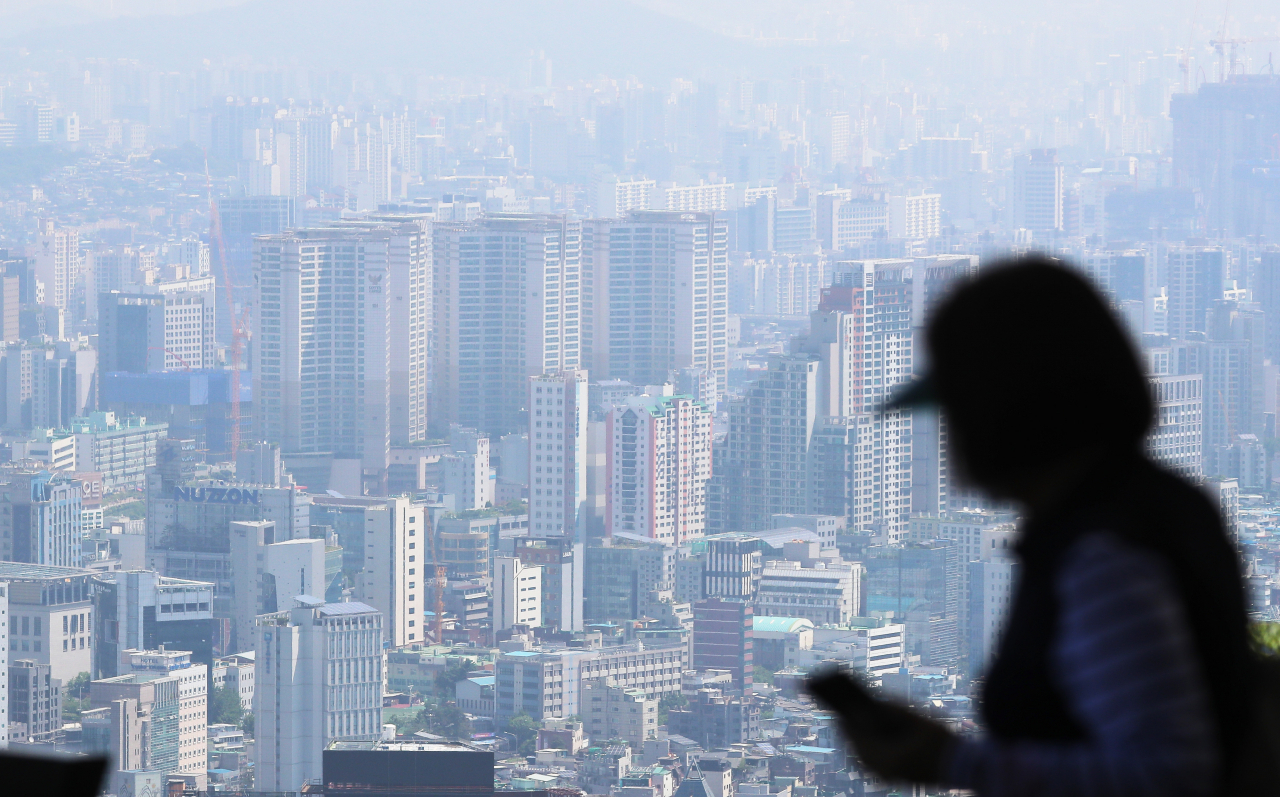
[{"x1": 944, "y1": 531, "x2": 1219, "y2": 797}]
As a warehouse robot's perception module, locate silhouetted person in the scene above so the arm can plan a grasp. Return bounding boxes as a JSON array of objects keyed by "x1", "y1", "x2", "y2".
[{"x1": 807, "y1": 257, "x2": 1252, "y2": 797}]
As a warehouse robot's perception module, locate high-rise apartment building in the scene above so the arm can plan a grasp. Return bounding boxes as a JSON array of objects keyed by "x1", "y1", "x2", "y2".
[
  {"x1": 215, "y1": 196, "x2": 295, "y2": 284},
  {"x1": 1011, "y1": 149, "x2": 1064, "y2": 233},
  {"x1": 254, "y1": 220, "x2": 430, "y2": 489},
  {"x1": 255, "y1": 598, "x2": 384, "y2": 792},
  {"x1": 229, "y1": 521, "x2": 328, "y2": 652},
  {"x1": 98, "y1": 273, "x2": 217, "y2": 374},
  {"x1": 584, "y1": 212, "x2": 729, "y2": 409},
  {"x1": 816, "y1": 191, "x2": 889, "y2": 250},
  {"x1": 864, "y1": 541, "x2": 962, "y2": 667},
  {"x1": 0, "y1": 470, "x2": 82, "y2": 567},
  {"x1": 443, "y1": 425, "x2": 493, "y2": 510},
  {"x1": 606, "y1": 393, "x2": 713, "y2": 545},
  {"x1": 307, "y1": 495, "x2": 426, "y2": 647},
  {"x1": 691, "y1": 598, "x2": 752, "y2": 691},
  {"x1": 529, "y1": 371, "x2": 589, "y2": 539},
  {"x1": 888, "y1": 194, "x2": 942, "y2": 239},
  {"x1": 664, "y1": 183, "x2": 733, "y2": 212},
  {"x1": 1165, "y1": 246, "x2": 1225, "y2": 339},
  {"x1": 511, "y1": 535, "x2": 583, "y2": 633},
  {"x1": 341, "y1": 215, "x2": 433, "y2": 445},
  {"x1": 31, "y1": 219, "x2": 80, "y2": 312},
  {"x1": 124, "y1": 648, "x2": 208, "y2": 774},
  {"x1": 491, "y1": 556, "x2": 542, "y2": 631},
  {"x1": 595, "y1": 177, "x2": 656, "y2": 218},
  {"x1": 789, "y1": 264, "x2": 917, "y2": 539},
  {"x1": 1146, "y1": 370, "x2": 1204, "y2": 481},
  {"x1": 433, "y1": 216, "x2": 584, "y2": 436},
  {"x1": 1171, "y1": 77, "x2": 1280, "y2": 239},
  {"x1": 708, "y1": 356, "x2": 819, "y2": 533},
  {"x1": 93, "y1": 570, "x2": 217, "y2": 680},
  {"x1": 1254, "y1": 247, "x2": 1280, "y2": 364}
]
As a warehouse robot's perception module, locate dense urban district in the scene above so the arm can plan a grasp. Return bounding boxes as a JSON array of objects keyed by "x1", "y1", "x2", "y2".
[{"x1": 0, "y1": 27, "x2": 1276, "y2": 797}]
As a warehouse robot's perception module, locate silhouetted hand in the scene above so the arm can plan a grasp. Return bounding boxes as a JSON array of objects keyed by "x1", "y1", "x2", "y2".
[{"x1": 805, "y1": 670, "x2": 952, "y2": 784}]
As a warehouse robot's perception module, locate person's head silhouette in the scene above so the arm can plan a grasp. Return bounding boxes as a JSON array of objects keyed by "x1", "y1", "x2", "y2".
[{"x1": 890, "y1": 255, "x2": 1153, "y2": 505}]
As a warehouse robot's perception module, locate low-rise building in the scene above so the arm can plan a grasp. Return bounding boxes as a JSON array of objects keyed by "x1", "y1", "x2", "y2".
[
  {"x1": 751, "y1": 616, "x2": 814, "y2": 671},
  {"x1": 755, "y1": 560, "x2": 860, "y2": 626},
  {"x1": 583, "y1": 680, "x2": 658, "y2": 748},
  {"x1": 666, "y1": 688, "x2": 760, "y2": 750},
  {"x1": 8, "y1": 658, "x2": 61, "y2": 742},
  {"x1": 0, "y1": 561, "x2": 95, "y2": 681},
  {"x1": 69, "y1": 412, "x2": 168, "y2": 492},
  {"x1": 456, "y1": 675, "x2": 494, "y2": 716},
  {"x1": 212, "y1": 652, "x2": 255, "y2": 713},
  {"x1": 496, "y1": 641, "x2": 687, "y2": 724}
]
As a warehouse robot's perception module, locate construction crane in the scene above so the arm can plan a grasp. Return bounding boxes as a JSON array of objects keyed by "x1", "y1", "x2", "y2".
[
  {"x1": 1209, "y1": 37, "x2": 1280, "y2": 81},
  {"x1": 426, "y1": 507, "x2": 447, "y2": 644},
  {"x1": 149, "y1": 347, "x2": 193, "y2": 372},
  {"x1": 203, "y1": 154, "x2": 248, "y2": 455},
  {"x1": 1177, "y1": 0, "x2": 1201, "y2": 93}
]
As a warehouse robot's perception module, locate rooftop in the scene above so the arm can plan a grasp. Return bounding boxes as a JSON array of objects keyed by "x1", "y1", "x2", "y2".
[
  {"x1": 317, "y1": 601, "x2": 379, "y2": 616},
  {"x1": 753, "y1": 617, "x2": 815, "y2": 634},
  {"x1": 0, "y1": 562, "x2": 94, "y2": 580},
  {"x1": 328, "y1": 740, "x2": 486, "y2": 753}
]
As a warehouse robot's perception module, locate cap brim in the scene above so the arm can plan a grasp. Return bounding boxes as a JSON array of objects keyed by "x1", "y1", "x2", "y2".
[{"x1": 881, "y1": 376, "x2": 936, "y2": 412}]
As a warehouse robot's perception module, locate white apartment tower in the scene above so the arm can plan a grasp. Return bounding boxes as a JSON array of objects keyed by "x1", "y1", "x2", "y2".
[
  {"x1": 492, "y1": 556, "x2": 543, "y2": 631},
  {"x1": 793, "y1": 264, "x2": 915, "y2": 539},
  {"x1": 32, "y1": 218, "x2": 80, "y2": 312},
  {"x1": 584, "y1": 211, "x2": 730, "y2": 410},
  {"x1": 889, "y1": 194, "x2": 942, "y2": 240},
  {"x1": 606, "y1": 393, "x2": 713, "y2": 546},
  {"x1": 444, "y1": 425, "x2": 494, "y2": 510},
  {"x1": 307, "y1": 495, "x2": 425, "y2": 647},
  {"x1": 255, "y1": 598, "x2": 384, "y2": 792},
  {"x1": 0, "y1": 581, "x2": 8, "y2": 748},
  {"x1": 347, "y1": 215, "x2": 433, "y2": 444},
  {"x1": 157, "y1": 271, "x2": 217, "y2": 370},
  {"x1": 529, "y1": 371, "x2": 589, "y2": 538},
  {"x1": 125, "y1": 649, "x2": 208, "y2": 773},
  {"x1": 356, "y1": 498, "x2": 425, "y2": 646},
  {"x1": 433, "y1": 215, "x2": 584, "y2": 437},
  {"x1": 254, "y1": 220, "x2": 430, "y2": 487}
]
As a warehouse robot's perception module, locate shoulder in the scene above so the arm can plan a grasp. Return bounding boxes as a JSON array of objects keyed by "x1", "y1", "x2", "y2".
[{"x1": 1056, "y1": 530, "x2": 1179, "y2": 607}]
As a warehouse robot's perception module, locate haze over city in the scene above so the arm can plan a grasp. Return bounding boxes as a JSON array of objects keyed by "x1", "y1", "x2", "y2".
[{"x1": 0, "y1": 1, "x2": 1276, "y2": 795}]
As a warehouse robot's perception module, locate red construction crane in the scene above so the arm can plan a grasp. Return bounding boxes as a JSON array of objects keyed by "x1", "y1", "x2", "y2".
[{"x1": 204, "y1": 154, "x2": 248, "y2": 455}]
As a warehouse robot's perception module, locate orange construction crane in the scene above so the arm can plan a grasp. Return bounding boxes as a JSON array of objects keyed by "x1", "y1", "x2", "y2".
[
  {"x1": 426, "y1": 507, "x2": 446, "y2": 644},
  {"x1": 204, "y1": 154, "x2": 248, "y2": 455}
]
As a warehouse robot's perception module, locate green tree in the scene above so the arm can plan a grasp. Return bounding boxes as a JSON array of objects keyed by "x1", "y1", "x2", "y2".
[
  {"x1": 426, "y1": 703, "x2": 473, "y2": 740},
  {"x1": 210, "y1": 685, "x2": 244, "y2": 726},
  {"x1": 658, "y1": 691, "x2": 687, "y2": 725},
  {"x1": 241, "y1": 712, "x2": 255, "y2": 737},
  {"x1": 507, "y1": 712, "x2": 539, "y2": 756},
  {"x1": 62, "y1": 672, "x2": 91, "y2": 722},
  {"x1": 753, "y1": 666, "x2": 775, "y2": 687},
  {"x1": 434, "y1": 658, "x2": 476, "y2": 701},
  {"x1": 1252, "y1": 622, "x2": 1280, "y2": 656}
]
